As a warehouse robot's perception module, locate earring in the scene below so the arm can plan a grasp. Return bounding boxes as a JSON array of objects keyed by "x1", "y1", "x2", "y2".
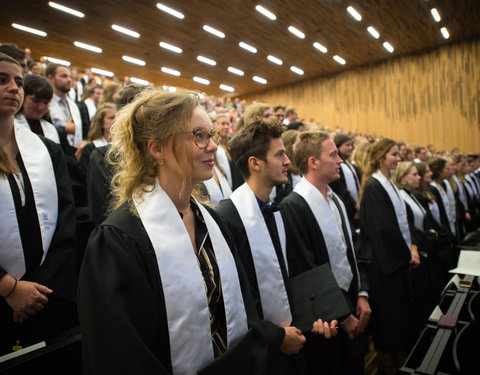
[{"x1": 158, "y1": 159, "x2": 165, "y2": 166}]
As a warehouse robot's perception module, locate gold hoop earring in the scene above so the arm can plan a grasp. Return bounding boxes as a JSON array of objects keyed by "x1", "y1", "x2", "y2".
[{"x1": 158, "y1": 159, "x2": 165, "y2": 166}]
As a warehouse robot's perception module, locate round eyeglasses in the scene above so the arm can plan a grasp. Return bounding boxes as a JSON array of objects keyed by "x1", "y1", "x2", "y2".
[{"x1": 192, "y1": 128, "x2": 220, "y2": 149}]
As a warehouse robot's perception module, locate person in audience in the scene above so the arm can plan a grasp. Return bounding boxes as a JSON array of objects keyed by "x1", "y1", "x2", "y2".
[
  {"x1": 397, "y1": 142, "x2": 407, "y2": 161},
  {"x1": 350, "y1": 141, "x2": 372, "y2": 177},
  {"x1": 82, "y1": 85, "x2": 103, "y2": 121},
  {"x1": 235, "y1": 102, "x2": 274, "y2": 132},
  {"x1": 0, "y1": 53, "x2": 78, "y2": 355},
  {"x1": 68, "y1": 66, "x2": 83, "y2": 103},
  {"x1": 282, "y1": 106, "x2": 298, "y2": 127},
  {"x1": 273, "y1": 105, "x2": 285, "y2": 124},
  {"x1": 358, "y1": 138, "x2": 419, "y2": 375},
  {"x1": 28, "y1": 61, "x2": 44, "y2": 76},
  {"x1": 413, "y1": 146, "x2": 428, "y2": 163},
  {"x1": 99, "y1": 82, "x2": 121, "y2": 105}
]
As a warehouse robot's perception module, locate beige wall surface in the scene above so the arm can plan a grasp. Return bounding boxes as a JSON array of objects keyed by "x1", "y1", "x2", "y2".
[{"x1": 241, "y1": 40, "x2": 480, "y2": 154}]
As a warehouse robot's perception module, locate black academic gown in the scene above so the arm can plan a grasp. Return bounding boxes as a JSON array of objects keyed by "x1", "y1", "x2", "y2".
[
  {"x1": 216, "y1": 199, "x2": 302, "y2": 375},
  {"x1": 359, "y1": 178, "x2": 413, "y2": 353},
  {"x1": 281, "y1": 191, "x2": 368, "y2": 375},
  {"x1": 0, "y1": 137, "x2": 78, "y2": 354},
  {"x1": 78, "y1": 202, "x2": 279, "y2": 375}
]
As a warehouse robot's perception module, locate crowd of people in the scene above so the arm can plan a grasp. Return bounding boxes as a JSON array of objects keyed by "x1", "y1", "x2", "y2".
[{"x1": 1, "y1": 43, "x2": 480, "y2": 375}]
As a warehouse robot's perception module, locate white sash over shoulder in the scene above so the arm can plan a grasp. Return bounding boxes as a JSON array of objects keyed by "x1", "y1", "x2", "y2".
[
  {"x1": 0, "y1": 126, "x2": 58, "y2": 279},
  {"x1": 14, "y1": 113, "x2": 61, "y2": 144},
  {"x1": 203, "y1": 165, "x2": 233, "y2": 205},
  {"x1": 230, "y1": 183, "x2": 291, "y2": 327},
  {"x1": 134, "y1": 180, "x2": 248, "y2": 375},
  {"x1": 340, "y1": 161, "x2": 358, "y2": 202}
]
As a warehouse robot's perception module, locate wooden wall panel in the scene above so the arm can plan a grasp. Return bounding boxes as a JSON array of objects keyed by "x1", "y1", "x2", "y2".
[{"x1": 241, "y1": 40, "x2": 480, "y2": 153}]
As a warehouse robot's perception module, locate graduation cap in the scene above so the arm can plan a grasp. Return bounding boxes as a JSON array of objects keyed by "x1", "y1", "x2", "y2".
[{"x1": 288, "y1": 264, "x2": 351, "y2": 333}]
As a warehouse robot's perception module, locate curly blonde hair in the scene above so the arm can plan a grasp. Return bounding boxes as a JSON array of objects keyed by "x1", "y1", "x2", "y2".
[{"x1": 107, "y1": 88, "x2": 200, "y2": 211}]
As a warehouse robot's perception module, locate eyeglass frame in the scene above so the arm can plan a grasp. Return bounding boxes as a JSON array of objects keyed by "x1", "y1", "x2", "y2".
[{"x1": 190, "y1": 128, "x2": 220, "y2": 149}]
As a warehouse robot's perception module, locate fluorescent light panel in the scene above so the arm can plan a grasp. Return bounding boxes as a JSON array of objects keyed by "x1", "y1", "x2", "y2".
[
  {"x1": 255, "y1": 5, "x2": 276, "y2": 20},
  {"x1": 197, "y1": 55, "x2": 216, "y2": 66},
  {"x1": 112, "y1": 24, "x2": 140, "y2": 38},
  {"x1": 367, "y1": 26, "x2": 380, "y2": 39},
  {"x1": 383, "y1": 42, "x2": 394, "y2": 53},
  {"x1": 91, "y1": 68, "x2": 114, "y2": 77},
  {"x1": 267, "y1": 55, "x2": 283, "y2": 65},
  {"x1": 122, "y1": 56, "x2": 146, "y2": 66},
  {"x1": 313, "y1": 42, "x2": 327, "y2": 53},
  {"x1": 253, "y1": 76, "x2": 267, "y2": 84},
  {"x1": 11, "y1": 23, "x2": 47, "y2": 37},
  {"x1": 130, "y1": 77, "x2": 149, "y2": 85},
  {"x1": 288, "y1": 26, "x2": 305, "y2": 39},
  {"x1": 431, "y1": 8, "x2": 441, "y2": 22},
  {"x1": 161, "y1": 67, "x2": 181, "y2": 76},
  {"x1": 74, "y1": 41, "x2": 102, "y2": 53},
  {"x1": 48, "y1": 2, "x2": 84, "y2": 18},
  {"x1": 239, "y1": 42, "x2": 257, "y2": 53},
  {"x1": 44, "y1": 56, "x2": 70, "y2": 66},
  {"x1": 156, "y1": 3, "x2": 184, "y2": 19},
  {"x1": 159, "y1": 41, "x2": 182, "y2": 54},
  {"x1": 220, "y1": 84, "x2": 234, "y2": 92},
  {"x1": 440, "y1": 27, "x2": 449, "y2": 39},
  {"x1": 228, "y1": 67, "x2": 244, "y2": 76},
  {"x1": 290, "y1": 66, "x2": 304, "y2": 75},
  {"x1": 203, "y1": 25, "x2": 225, "y2": 38},
  {"x1": 333, "y1": 55, "x2": 346, "y2": 65},
  {"x1": 347, "y1": 6, "x2": 362, "y2": 21},
  {"x1": 193, "y1": 76, "x2": 210, "y2": 85}
]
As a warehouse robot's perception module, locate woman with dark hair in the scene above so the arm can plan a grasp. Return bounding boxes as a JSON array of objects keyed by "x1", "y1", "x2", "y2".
[{"x1": 359, "y1": 138, "x2": 419, "y2": 375}]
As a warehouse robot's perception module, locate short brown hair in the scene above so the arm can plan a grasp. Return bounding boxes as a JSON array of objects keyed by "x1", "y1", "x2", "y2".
[{"x1": 293, "y1": 130, "x2": 331, "y2": 175}]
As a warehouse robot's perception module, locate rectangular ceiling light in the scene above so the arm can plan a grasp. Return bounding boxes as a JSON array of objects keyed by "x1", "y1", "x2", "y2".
[
  {"x1": 11, "y1": 23, "x2": 47, "y2": 37},
  {"x1": 74, "y1": 41, "x2": 102, "y2": 53},
  {"x1": 431, "y1": 8, "x2": 441, "y2": 22},
  {"x1": 267, "y1": 55, "x2": 283, "y2": 65},
  {"x1": 197, "y1": 55, "x2": 216, "y2": 66},
  {"x1": 44, "y1": 56, "x2": 70, "y2": 66},
  {"x1": 290, "y1": 66, "x2": 304, "y2": 75},
  {"x1": 228, "y1": 67, "x2": 244, "y2": 76},
  {"x1": 440, "y1": 27, "x2": 449, "y2": 39},
  {"x1": 193, "y1": 76, "x2": 210, "y2": 85},
  {"x1": 203, "y1": 25, "x2": 225, "y2": 38},
  {"x1": 91, "y1": 68, "x2": 114, "y2": 77},
  {"x1": 347, "y1": 6, "x2": 362, "y2": 21},
  {"x1": 255, "y1": 5, "x2": 276, "y2": 20},
  {"x1": 122, "y1": 56, "x2": 146, "y2": 66},
  {"x1": 383, "y1": 42, "x2": 394, "y2": 53},
  {"x1": 367, "y1": 26, "x2": 380, "y2": 39},
  {"x1": 156, "y1": 3, "x2": 184, "y2": 19},
  {"x1": 333, "y1": 55, "x2": 346, "y2": 65},
  {"x1": 288, "y1": 26, "x2": 305, "y2": 39},
  {"x1": 239, "y1": 42, "x2": 257, "y2": 53},
  {"x1": 253, "y1": 76, "x2": 267, "y2": 84},
  {"x1": 220, "y1": 84, "x2": 234, "y2": 92},
  {"x1": 313, "y1": 42, "x2": 327, "y2": 53},
  {"x1": 159, "y1": 41, "x2": 183, "y2": 54},
  {"x1": 48, "y1": 2, "x2": 84, "y2": 18},
  {"x1": 161, "y1": 67, "x2": 181, "y2": 76},
  {"x1": 130, "y1": 77, "x2": 149, "y2": 85},
  {"x1": 112, "y1": 24, "x2": 140, "y2": 38}
]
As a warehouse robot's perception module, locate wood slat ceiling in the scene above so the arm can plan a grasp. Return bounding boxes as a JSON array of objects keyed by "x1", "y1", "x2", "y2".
[{"x1": 2, "y1": 0, "x2": 479, "y2": 97}]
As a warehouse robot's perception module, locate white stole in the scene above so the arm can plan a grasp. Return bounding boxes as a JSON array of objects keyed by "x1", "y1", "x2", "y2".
[
  {"x1": 452, "y1": 175, "x2": 468, "y2": 209},
  {"x1": 372, "y1": 171, "x2": 412, "y2": 248},
  {"x1": 66, "y1": 96, "x2": 83, "y2": 148},
  {"x1": 134, "y1": 181, "x2": 248, "y2": 375},
  {"x1": 294, "y1": 177, "x2": 357, "y2": 292},
  {"x1": 203, "y1": 166, "x2": 233, "y2": 205},
  {"x1": 444, "y1": 180, "x2": 456, "y2": 231},
  {"x1": 92, "y1": 137, "x2": 109, "y2": 148},
  {"x1": 14, "y1": 113, "x2": 61, "y2": 144},
  {"x1": 0, "y1": 126, "x2": 58, "y2": 279},
  {"x1": 429, "y1": 200, "x2": 441, "y2": 225},
  {"x1": 230, "y1": 183, "x2": 291, "y2": 327},
  {"x1": 465, "y1": 174, "x2": 480, "y2": 198},
  {"x1": 399, "y1": 190, "x2": 425, "y2": 231},
  {"x1": 431, "y1": 181, "x2": 455, "y2": 234},
  {"x1": 215, "y1": 146, "x2": 233, "y2": 188},
  {"x1": 340, "y1": 161, "x2": 359, "y2": 202}
]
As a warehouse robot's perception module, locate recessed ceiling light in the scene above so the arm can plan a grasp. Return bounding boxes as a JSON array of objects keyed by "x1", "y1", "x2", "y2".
[
  {"x1": 267, "y1": 55, "x2": 283, "y2": 65},
  {"x1": 203, "y1": 25, "x2": 225, "y2": 38},
  {"x1": 11, "y1": 23, "x2": 47, "y2": 37},
  {"x1": 74, "y1": 41, "x2": 102, "y2": 53},
  {"x1": 197, "y1": 56, "x2": 216, "y2": 66},
  {"x1": 253, "y1": 76, "x2": 267, "y2": 84},
  {"x1": 44, "y1": 56, "x2": 70, "y2": 66},
  {"x1": 431, "y1": 8, "x2": 441, "y2": 22},
  {"x1": 333, "y1": 55, "x2": 346, "y2": 65},
  {"x1": 193, "y1": 76, "x2": 210, "y2": 85},
  {"x1": 290, "y1": 66, "x2": 304, "y2": 75},
  {"x1": 313, "y1": 42, "x2": 328, "y2": 53},
  {"x1": 347, "y1": 6, "x2": 362, "y2": 21},
  {"x1": 112, "y1": 24, "x2": 140, "y2": 38},
  {"x1": 161, "y1": 67, "x2": 181, "y2": 76},
  {"x1": 48, "y1": 2, "x2": 84, "y2": 18},
  {"x1": 168, "y1": 87, "x2": 176, "y2": 92},
  {"x1": 367, "y1": 26, "x2": 380, "y2": 39},
  {"x1": 288, "y1": 26, "x2": 305, "y2": 39},
  {"x1": 159, "y1": 41, "x2": 182, "y2": 54},
  {"x1": 91, "y1": 68, "x2": 114, "y2": 77},
  {"x1": 130, "y1": 77, "x2": 149, "y2": 85},
  {"x1": 440, "y1": 27, "x2": 449, "y2": 39},
  {"x1": 122, "y1": 56, "x2": 146, "y2": 66},
  {"x1": 220, "y1": 84, "x2": 234, "y2": 92},
  {"x1": 239, "y1": 42, "x2": 257, "y2": 53},
  {"x1": 228, "y1": 67, "x2": 244, "y2": 76},
  {"x1": 255, "y1": 5, "x2": 276, "y2": 20},
  {"x1": 383, "y1": 42, "x2": 394, "y2": 53},
  {"x1": 156, "y1": 3, "x2": 184, "y2": 19}
]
